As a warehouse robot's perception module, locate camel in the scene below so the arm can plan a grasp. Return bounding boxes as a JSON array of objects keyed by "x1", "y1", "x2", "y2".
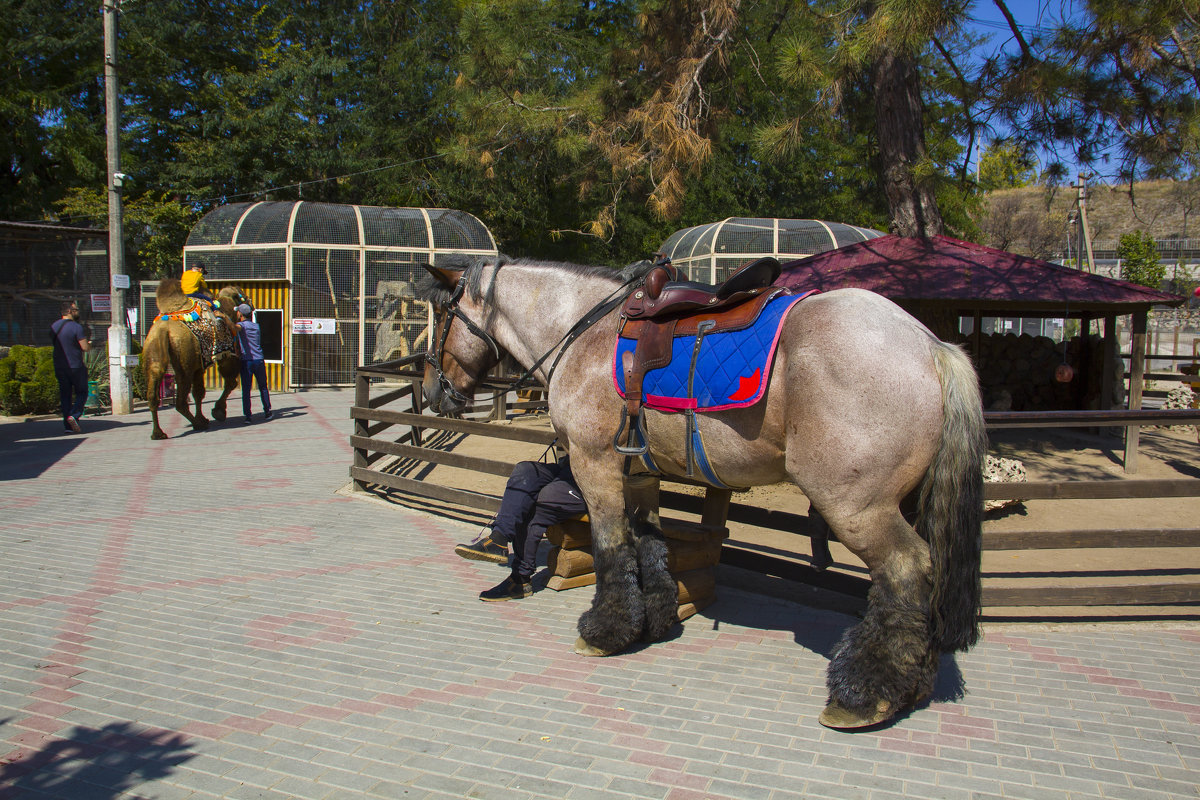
[{"x1": 143, "y1": 281, "x2": 247, "y2": 440}]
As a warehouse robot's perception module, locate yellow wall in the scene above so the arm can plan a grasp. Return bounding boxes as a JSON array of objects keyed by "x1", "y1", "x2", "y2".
[{"x1": 206, "y1": 281, "x2": 290, "y2": 392}]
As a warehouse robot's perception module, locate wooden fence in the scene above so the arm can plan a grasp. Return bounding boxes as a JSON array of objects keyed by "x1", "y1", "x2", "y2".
[{"x1": 350, "y1": 357, "x2": 1200, "y2": 612}]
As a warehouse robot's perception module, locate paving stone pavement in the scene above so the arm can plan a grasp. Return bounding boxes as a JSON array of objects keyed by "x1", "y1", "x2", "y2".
[{"x1": 1, "y1": 388, "x2": 1198, "y2": 800}]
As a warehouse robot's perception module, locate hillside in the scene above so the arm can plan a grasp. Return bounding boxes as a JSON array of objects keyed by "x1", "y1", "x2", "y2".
[{"x1": 977, "y1": 179, "x2": 1200, "y2": 260}]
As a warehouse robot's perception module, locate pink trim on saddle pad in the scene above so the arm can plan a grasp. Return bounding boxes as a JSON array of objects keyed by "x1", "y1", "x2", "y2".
[{"x1": 642, "y1": 395, "x2": 698, "y2": 410}]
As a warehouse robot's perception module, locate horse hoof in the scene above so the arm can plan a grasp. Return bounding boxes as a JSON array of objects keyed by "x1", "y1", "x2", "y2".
[
  {"x1": 212, "y1": 408, "x2": 226, "y2": 422},
  {"x1": 151, "y1": 430, "x2": 167, "y2": 441},
  {"x1": 818, "y1": 700, "x2": 894, "y2": 730},
  {"x1": 573, "y1": 636, "x2": 612, "y2": 657}
]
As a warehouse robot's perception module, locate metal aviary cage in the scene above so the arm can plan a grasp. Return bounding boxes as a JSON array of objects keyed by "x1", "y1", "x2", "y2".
[
  {"x1": 659, "y1": 218, "x2": 884, "y2": 283},
  {"x1": 177, "y1": 201, "x2": 498, "y2": 388}
]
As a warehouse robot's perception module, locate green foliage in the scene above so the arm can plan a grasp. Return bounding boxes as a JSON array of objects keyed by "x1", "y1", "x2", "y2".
[
  {"x1": 1118, "y1": 231, "x2": 1165, "y2": 289},
  {"x1": 978, "y1": 141, "x2": 1037, "y2": 191},
  {"x1": 0, "y1": 346, "x2": 58, "y2": 415}
]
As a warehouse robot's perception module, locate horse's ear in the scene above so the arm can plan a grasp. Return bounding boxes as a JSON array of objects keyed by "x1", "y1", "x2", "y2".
[{"x1": 423, "y1": 264, "x2": 465, "y2": 288}]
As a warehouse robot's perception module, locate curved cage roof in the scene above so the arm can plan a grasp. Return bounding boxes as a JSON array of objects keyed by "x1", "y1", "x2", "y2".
[
  {"x1": 660, "y1": 217, "x2": 884, "y2": 282},
  {"x1": 186, "y1": 201, "x2": 496, "y2": 251}
]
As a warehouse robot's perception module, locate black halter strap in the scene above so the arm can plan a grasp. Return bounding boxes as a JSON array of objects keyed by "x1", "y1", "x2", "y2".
[{"x1": 429, "y1": 271, "x2": 644, "y2": 407}]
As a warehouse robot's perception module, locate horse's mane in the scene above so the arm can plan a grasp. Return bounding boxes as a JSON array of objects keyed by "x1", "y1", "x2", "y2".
[{"x1": 415, "y1": 254, "x2": 651, "y2": 307}]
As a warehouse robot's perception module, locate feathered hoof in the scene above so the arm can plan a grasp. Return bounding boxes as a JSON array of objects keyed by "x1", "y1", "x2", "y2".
[
  {"x1": 573, "y1": 636, "x2": 613, "y2": 657},
  {"x1": 818, "y1": 699, "x2": 895, "y2": 730}
]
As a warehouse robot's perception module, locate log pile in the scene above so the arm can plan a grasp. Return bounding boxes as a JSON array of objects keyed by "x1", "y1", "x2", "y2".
[
  {"x1": 972, "y1": 332, "x2": 1113, "y2": 411},
  {"x1": 544, "y1": 516, "x2": 726, "y2": 620}
]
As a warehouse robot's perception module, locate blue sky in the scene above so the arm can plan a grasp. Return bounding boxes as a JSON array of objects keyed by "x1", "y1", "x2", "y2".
[{"x1": 959, "y1": 1, "x2": 1101, "y2": 180}]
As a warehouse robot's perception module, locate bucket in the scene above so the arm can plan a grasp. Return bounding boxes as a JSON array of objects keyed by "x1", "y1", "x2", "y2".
[{"x1": 85, "y1": 380, "x2": 101, "y2": 412}]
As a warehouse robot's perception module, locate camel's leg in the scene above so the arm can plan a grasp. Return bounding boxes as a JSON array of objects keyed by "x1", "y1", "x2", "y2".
[
  {"x1": 210, "y1": 358, "x2": 240, "y2": 422},
  {"x1": 146, "y1": 361, "x2": 168, "y2": 441},
  {"x1": 818, "y1": 505, "x2": 936, "y2": 729},
  {"x1": 190, "y1": 372, "x2": 209, "y2": 430}
]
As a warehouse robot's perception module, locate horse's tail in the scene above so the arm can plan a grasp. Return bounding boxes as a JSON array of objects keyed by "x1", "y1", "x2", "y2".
[{"x1": 918, "y1": 339, "x2": 987, "y2": 653}]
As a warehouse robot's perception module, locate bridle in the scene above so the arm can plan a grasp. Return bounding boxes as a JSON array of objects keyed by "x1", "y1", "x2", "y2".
[
  {"x1": 425, "y1": 281, "x2": 504, "y2": 408},
  {"x1": 425, "y1": 269, "x2": 645, "y2": 410}
]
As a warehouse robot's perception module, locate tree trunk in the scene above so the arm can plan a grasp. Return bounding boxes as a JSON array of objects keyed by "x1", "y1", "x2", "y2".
[{"x1": 872, "y1": 50, "x2": 944, "y2": 238}]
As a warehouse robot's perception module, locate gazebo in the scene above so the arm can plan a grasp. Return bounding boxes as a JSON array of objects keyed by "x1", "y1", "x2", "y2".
[
  {"x1": 775, "y1": 234, "x2": 1185, "y2": 459},
  {"x1": 658, "y1": 217, "x2": 884, "y2": 283}
]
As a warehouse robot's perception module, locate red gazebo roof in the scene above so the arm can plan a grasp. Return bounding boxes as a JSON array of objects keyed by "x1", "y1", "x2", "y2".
[{"x1": 775, "y1": 234, "x2": 1183, "y2": 313}]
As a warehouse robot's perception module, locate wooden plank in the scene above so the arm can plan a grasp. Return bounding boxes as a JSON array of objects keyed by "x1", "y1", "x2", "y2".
[
  {"x1": 983, "y1": 528, "x2": 1200, "y2": 550},
  {"x1": 985, "y1": 409, "x2": 1200, "y2": 429},
  {"x1": 368, "y1": 384, "x2": 413, "y2": 409},
  {"x1": 349, "y1": 436, "x2": 516, "y2": 478},
  {"x1": 348, "y1": 466, "x2": 501, "y2": 512},
  {"x1": 720, "y1": 546, "x2": 870, "y2": 599},
  {"x1": 351, "y1": 407, "x2": 558, "y2": 444},
  {"x1": 983, "y1": 582, "x2": 1200, "y2": 606},
  {"x1": 984, "y1": 478, "x2": 1200, "y2": 501}
]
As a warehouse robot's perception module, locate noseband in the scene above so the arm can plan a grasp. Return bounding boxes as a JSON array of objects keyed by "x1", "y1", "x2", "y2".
[{"x1": 426, "y1": 281, "x2": 503, "y2": 407}]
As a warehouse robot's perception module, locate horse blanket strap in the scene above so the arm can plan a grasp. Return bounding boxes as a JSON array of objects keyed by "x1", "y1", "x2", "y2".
[{"x1": 611, "y1": 288, "x2": 816, "y2": 486}]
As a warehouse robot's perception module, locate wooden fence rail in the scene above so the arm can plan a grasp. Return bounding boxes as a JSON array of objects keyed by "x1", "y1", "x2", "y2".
[{"x1": 350, "y1": 361, "x2": 1200, "y2": 612}]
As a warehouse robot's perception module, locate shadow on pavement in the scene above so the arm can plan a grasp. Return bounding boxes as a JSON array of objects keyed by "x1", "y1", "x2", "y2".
[
  {"x1": 0, "y1": 720, "x2": 195, "y2": 798},
  {"x1": 0, "y1": 417, "x2": 144, "y2": 481}
]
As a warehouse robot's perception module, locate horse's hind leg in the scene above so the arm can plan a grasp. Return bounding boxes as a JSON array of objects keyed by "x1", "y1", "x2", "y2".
[{"x1": 819, "y1": 506, "x2": 938, "y2": 729}]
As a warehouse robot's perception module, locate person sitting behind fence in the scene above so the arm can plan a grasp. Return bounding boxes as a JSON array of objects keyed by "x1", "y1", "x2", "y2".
[{"x1": 455, "y1": 454, "x2": 587, "y2": 601}]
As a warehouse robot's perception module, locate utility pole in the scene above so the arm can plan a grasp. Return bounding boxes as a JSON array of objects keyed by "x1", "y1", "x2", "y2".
[
  {"x1": 103, "y1": 0, "x2": 133, "y2": 414},
  {"x1": 1076, "y1": 173, "x2": 1097, "y2": 274}
]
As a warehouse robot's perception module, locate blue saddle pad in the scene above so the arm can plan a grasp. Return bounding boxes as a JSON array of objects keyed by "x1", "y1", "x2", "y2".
[{"x1": 612, "y1": 292, "x2": 811, "y2": 412}]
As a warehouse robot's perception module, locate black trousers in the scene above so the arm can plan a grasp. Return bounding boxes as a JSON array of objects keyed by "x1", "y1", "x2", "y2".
[{"x1": 491, "y1": 459, "x2": 587, "y2": 581}]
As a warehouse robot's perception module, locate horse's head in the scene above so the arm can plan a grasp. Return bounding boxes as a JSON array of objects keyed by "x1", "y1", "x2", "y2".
[{"x1": 416, "y1": 263, "x2": 504, "y2": 416}]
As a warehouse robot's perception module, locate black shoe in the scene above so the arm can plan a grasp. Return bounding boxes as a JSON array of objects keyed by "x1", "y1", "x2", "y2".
[
  {"x1": 264, "y1": 409, "x2": 274, "y2": 420},
  {"x1": 243, "y1": 416, "x2": 252, "y2": 424},
  {"x1": 479, "y1": 576, "x2": 533, "y2": 602},
  {"x1": 455, "y1": 536, "x2": 508, "y2": 564}
]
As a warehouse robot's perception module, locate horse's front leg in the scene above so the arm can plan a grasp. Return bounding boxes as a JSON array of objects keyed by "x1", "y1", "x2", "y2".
[
  {"x1": 574, "y1": 492, "x2": 645, "y2": 657},
  {"x1": 625, "y1": 473, "x2": 677, "y2": 642}
]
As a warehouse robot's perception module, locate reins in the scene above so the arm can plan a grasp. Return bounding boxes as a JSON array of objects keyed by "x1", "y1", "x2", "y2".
[{"x1": 428, "y1": 270, "x2": 645, "y2": 408}]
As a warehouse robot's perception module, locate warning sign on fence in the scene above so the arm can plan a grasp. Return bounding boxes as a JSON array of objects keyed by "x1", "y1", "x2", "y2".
[{"x1": 292, "y1": 318, "x2": 336, "y2": 334}]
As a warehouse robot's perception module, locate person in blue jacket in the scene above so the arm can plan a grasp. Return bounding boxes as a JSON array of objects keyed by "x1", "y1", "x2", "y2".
[{"x1": 235, "y1": 303, "x2": 272, "y2": 423}]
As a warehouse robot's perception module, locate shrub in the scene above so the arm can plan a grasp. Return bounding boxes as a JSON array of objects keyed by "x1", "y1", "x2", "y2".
[
  {"x1": 1118, "y1": 231, "x2": 1166, "y2": 290},
  {"x1": 8, "y1": 345, "x2": 40, "y2": 381},
  {"x1": 0, "y1": 357, "x2": 13, "y2": 383},
  {"x1": 0, "y1": 379, "x2": 25, "y2": 414},
  {"x1": 20, "y1": 361, "x2": 60, "y2": 413}
]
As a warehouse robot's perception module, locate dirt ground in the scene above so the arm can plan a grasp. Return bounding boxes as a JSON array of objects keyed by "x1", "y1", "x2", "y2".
[{"x1": 370, "y1": 410, "x2": 1200, "y2": 625}]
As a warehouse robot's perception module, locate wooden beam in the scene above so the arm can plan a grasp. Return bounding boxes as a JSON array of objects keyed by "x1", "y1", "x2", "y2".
[
  {"x1": 984, "y1": 478, "x2": 1200, "y2": 501},
  {"x1": 983, "y1": 582, "x2": 1200, "y2": 606},
  {"x1": 1125, "y1": 310, "x2": 1148, "y2": 473},
  {"x1": 351, "y1": 407, "x2": 557, "y2": 444},
  {"x1": 349, "y1": 466, "x2": 502, "y2": 512},
  {"x1": 349, "y1": 436, "x2": 516, "y2": 478},
  {"x1": 983, "y1": 528, "x2": 1200, "y2": 550}
]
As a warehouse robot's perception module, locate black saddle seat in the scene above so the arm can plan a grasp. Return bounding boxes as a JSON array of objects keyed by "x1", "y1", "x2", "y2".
[{"x1": 624, "y1": 257, "x2": 782, "y2": 320}]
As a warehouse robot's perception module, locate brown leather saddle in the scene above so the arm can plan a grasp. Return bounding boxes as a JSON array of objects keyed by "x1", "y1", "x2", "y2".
[{"x1": 615, "y1": 256, "x2": 786, "y2": 461}]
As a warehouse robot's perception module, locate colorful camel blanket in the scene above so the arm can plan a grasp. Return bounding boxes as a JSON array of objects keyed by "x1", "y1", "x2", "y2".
[
  {"x1": 157, "y1": 303, "x2": 235, "y2": 369},
  {"x1": 612, "y1": 291, "x2": 812, "y2": 412}
]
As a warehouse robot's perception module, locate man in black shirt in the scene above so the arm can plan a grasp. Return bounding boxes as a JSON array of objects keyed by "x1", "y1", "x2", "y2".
[{"x1": 50, "y1": 300, "x2": 92, "y2": 433}]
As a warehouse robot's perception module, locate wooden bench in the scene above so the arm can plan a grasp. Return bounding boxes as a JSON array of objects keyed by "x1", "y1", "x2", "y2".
[{"x1": 544, "y1": 514, "x2": 729, "y2": 620}]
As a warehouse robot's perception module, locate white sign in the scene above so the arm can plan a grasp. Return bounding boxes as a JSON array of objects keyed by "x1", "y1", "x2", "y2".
[
  {"x1": 292, "y1": 318, "x2": 336, "y2": 334},
  {"x1": 90, "y1": 293, "x2": 111, "y2": 312},
  {"x1": 111, "y1": 274, "x2": 131, "y2": 289}
]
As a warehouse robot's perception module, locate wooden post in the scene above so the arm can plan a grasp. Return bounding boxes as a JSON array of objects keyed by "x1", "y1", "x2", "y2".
[
  {"x1": 701, "y1": 488, "x2": 733, "y2": 529},
  {"x1": 1101, "y1": 314, "x2": 1117, "y2": 412},
  {"x1": 352, "y1": 370, "x2": 370, "y2": 490},
  {"x1": 1124, "y1": 310, "x2": 1148, "y2": 473}
]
